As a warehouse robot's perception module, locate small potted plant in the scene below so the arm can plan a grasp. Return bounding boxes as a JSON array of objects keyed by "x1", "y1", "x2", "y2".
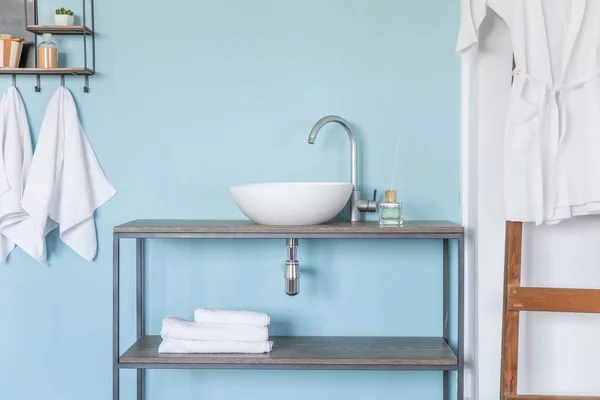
[{"x1": 55, "y1": 8, "x2": 74, "y2": 26}]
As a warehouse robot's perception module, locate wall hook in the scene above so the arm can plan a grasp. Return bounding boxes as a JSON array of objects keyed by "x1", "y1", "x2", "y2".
[
  {"x1": 84, "y1": 76, "x2": 90, "y2": 93},
  {"x1": 61, "y1": 75, "x2": 65, "y2": 87},
  {"x1": 35, "y1": 75, "x2": 41, "y2": 92},
  {"x1": 12, "y1": 75, "x2": 16, "y2": 87}
]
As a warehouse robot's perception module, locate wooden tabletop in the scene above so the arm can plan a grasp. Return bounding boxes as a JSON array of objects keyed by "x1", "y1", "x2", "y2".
[
  {"x1": 114, "y1": 219, "x2": 463, "y2": 235},
  {"x1": 120, "y1": 335, "x2": 458, "y2": 368}
]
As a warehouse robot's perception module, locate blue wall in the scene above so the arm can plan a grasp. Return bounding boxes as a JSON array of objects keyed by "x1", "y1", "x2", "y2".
[{"x1": 0, "y1": 1, "x2": 460, "y2": 399}]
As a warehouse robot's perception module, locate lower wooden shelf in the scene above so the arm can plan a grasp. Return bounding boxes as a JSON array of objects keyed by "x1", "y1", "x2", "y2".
[
  {"x1": 0, "y1": 68, "x2": 94, "y2": 75},
  {"x1": 119, "y1": 335, "x2": 458, "y2": 370}
]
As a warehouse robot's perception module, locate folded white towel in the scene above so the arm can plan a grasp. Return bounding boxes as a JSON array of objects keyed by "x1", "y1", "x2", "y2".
[
  {"x1": 158, "y1": 339, "x2": 273, "y2": 354},
  {"x1": 193, "y1": 308, "x2": 270, "y2": 327},
  {"x1": 161, "y1": 317, "x2": 268, "y2": 342}
]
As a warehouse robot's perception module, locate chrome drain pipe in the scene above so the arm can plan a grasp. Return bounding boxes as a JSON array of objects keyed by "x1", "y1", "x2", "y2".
[{"x1": 285, "y1": 238, "x2": 299, "y2": 296}]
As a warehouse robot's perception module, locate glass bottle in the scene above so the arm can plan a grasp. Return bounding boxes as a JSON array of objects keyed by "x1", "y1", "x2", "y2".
[
  {"x1": 38, "y1": 33, "x2": 58, "y2": 69},
  {"x1": 379, "y1": 190, "x2": 402, "y2": 226}
]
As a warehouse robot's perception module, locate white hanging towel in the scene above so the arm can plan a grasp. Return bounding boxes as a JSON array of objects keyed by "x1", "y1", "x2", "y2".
[
  {"x1": 21, "y1": 87, "x2": 116, "y2": 262},
  {"x1": 0, "y1": 87, "x2": 45, "y2": 262}
]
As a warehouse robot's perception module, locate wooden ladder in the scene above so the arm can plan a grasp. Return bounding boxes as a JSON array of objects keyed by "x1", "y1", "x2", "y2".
[{"x1": 500, "y1": 221, "x2": 600, "y2": 400}]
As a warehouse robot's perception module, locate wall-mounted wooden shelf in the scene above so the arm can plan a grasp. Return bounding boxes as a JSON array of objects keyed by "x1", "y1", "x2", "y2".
[
  {"x1": 0, "y1": 67, "x2": 94, "y2": 75},
  {"x1": 8, "y1": 0, "x2": 97, "y2": 92},
  {"x1": 26, "y1": 25, "x2": 93, "y2": 35}
]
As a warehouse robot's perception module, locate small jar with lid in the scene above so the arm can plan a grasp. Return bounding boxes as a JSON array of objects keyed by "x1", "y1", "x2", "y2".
[{"x1": 379, "y1": 190, "x2": 402, "y2": 226}]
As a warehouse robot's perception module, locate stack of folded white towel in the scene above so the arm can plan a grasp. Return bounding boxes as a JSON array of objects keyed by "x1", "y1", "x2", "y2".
[{"x1": 158, "y1": 308, "x2": 273, "y2": 354}]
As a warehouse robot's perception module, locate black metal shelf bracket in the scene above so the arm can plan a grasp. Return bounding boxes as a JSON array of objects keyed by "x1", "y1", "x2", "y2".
[{"x1": 25, "y1": 0, "x2": 95, "y2": 93}]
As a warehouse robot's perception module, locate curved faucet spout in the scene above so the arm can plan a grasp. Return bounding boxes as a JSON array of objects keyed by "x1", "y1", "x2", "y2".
[
  {"x1": 307, "y1": 115, "x2": 378, "y2": 222},
  {"x1": 307, "y1": 115, "x2": 358, "y2": 191}
]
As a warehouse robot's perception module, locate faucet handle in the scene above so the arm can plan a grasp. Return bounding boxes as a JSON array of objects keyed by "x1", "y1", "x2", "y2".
[{"x1": 357, "y1": 189, "x2": 378, "y2": 213}]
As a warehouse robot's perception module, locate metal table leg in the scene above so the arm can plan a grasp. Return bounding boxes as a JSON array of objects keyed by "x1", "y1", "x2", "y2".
[
  {"x1": 113, "y1": 235, "x2": 120, "y2": 400},
  {"x1": 110, "y1": 230, "x2": 464, "y2": 399},
  {"x1": 458, "y1": 235, "x2": 465, "y2": 400},
  {"x1": 136, "y1": 239, "x2": 145, "y2": 400},
  {"x1": 442, "y1": 239, "x2": 450, "y2": 400}
]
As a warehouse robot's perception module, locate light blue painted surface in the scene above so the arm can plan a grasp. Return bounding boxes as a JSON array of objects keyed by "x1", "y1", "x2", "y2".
[{"x1": 0, "y1": 1, "x2": 460, "y2": 399}]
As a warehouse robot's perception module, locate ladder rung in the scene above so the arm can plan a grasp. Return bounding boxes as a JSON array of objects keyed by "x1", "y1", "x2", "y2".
[
  {"x1": 506, "y1": 396, "x2": 600, "y2": 400},
  {"x1": 508, "y1": 287, "x2": 600, "y2": 313}
]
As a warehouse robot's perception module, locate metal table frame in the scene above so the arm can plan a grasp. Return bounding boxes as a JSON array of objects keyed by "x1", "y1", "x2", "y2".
[{"x1": 113, "y1": 230, "x2": 464, "y2": 400}]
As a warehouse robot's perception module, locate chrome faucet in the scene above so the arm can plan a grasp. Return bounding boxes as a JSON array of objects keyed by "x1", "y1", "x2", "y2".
[{"x1": 308, "y1": 115, "x2": 377, "y2": 222}]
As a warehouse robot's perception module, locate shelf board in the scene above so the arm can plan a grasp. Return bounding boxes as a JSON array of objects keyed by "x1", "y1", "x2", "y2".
[
  {"x1": 0, "y1": 68, "x2": 94, "y2": 75},
  {"x1": 114, "y1": 220, "x2": 464, "y2": 238},
  {"x1": 119, "y1": 335, "x2": 458, "y2": 370},
  {"x1": 26, "y1": 25, "x2": 93, "y2": 35}
]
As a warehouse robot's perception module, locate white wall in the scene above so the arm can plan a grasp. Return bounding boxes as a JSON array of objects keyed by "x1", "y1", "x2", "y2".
[{"x1": 468, "y1": 8, "x2": 600, "y2": 400}]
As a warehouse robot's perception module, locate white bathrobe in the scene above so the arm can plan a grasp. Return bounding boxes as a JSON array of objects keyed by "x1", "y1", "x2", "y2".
[
  {"x1": 21, "y1": 87, "x2": 116, "y2": 262},
  {"x1": 458, "y1": 0, "x2": 600, "y2": 225},
  {"x1": 0, "y1": 87, "x2": 44, "y2": 262}
]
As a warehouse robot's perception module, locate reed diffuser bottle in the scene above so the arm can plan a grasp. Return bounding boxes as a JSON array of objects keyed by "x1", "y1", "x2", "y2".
[
  {"x1": 380, "y1": 135, "x2": 403, "y2": 226},
  {"x1": 379, "y1": 132, "x2": 445, "y2": 227},
  {"x1": 379, "y1": 190, "x2": 402, "y2": 225}
]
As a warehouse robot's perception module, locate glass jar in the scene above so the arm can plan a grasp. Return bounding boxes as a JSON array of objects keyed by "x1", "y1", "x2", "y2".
[
  {"x1": 38, "y1": 33, "x2": 58, "y2": 68},
  {"x1": 379, "y1": 190, "x2": 403, "y2": 226}
]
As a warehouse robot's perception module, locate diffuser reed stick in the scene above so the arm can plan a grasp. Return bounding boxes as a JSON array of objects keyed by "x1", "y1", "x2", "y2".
[
  {"x1": 390, "y1": 134, "x2": 401, "y2": 190},
  {"x1": 395, "y1": 146, "x2": 446, "y2": 190}
]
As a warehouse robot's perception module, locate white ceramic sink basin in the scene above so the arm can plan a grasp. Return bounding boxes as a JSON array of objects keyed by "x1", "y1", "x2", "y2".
[{"x1": 230, "y1": 182, "x2": 353, "y2": 225}]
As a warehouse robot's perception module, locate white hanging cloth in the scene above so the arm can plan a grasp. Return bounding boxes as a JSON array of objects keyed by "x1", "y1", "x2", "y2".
[
  {"x1": 457, "y1": 0, "x2": 600, "y2": 225},
  {"x1": 22, "y1": 87, "x2": 116, "y2": 262},
  {"x1": 0, "y1": 86, "x2": 45, "y2": 262}
]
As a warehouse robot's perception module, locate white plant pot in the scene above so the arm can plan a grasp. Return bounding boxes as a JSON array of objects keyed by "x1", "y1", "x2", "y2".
[{"x1": 55, "y1": 15, "x2": 75, "y2": 26}]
